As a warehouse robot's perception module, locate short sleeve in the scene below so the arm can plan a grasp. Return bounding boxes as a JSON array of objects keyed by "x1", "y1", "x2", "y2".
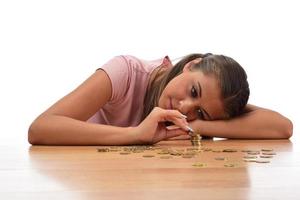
[{"x1": 97, "y1": 56, "x2": 130, "y2": 103}]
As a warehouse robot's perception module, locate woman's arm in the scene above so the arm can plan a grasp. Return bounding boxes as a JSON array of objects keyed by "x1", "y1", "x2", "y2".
[
  {"x1": 28, "y1": 69, "x2": 138, "y2": 145},
  {"x1": 28, "y1": 69, "x2": 188, "y2": 145},
  {"x1": 190, "y1": 104, "x2": 293, "y2": 139}
]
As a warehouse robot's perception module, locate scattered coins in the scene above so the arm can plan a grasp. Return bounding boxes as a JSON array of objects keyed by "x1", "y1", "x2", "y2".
[{"x1": 96, "y1": 144, "x2": 276, "y2": 167}]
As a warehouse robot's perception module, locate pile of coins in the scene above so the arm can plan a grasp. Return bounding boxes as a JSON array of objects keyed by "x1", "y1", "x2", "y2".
[{"x1": 190, "y1": 133, "x2": 202, "y2": 146}]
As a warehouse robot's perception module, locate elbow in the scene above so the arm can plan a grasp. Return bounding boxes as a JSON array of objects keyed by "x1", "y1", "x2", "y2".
[
  {"x1": 28, "y1": 120, "x2": 41, "y2": 145},
  {"x1": 276, "y1": 117, "x2": 293, "y2": 139},
  {"x1": 283, "y1": 118, "x2": 293, "y2": 139}
]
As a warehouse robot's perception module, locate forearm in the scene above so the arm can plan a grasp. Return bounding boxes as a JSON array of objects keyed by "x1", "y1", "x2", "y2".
[
  {"x1": 193, "y1": 109, "x2": 293, "y2": 139},
  {"x1": 28, "y1": 115, "x2": 137, "y2": 145}
]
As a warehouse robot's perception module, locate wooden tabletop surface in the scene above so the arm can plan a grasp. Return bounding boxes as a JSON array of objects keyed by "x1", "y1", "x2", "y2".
[{"x1": 1, "y1": 139, "x2": 299, "y2": 200}]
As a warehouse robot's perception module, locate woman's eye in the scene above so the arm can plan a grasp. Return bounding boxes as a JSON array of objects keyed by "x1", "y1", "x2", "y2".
[{"x1": 191, "y1": 86, "x2": 198, "y2": 98}]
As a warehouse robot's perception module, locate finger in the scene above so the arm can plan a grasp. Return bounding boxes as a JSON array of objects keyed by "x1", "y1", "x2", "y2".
[
  {"x1": 168, "y1": 116, "x2": 193, "y2": 132},
  {"x1": 166, "y1": 134, "x2": 191, "y2": 140},
  {"x1": 165, "y1": 129, "x2": 188, "y2": 140},
  {"x1": 157, "y1": 109, "x2": 188, "y2": 122},
  {"x1": 166, "y1": 125, "x2": 181, "y2": 130}
]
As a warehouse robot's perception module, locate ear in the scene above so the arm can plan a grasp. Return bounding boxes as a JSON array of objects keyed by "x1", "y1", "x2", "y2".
[{"x1": 182, "y1": 58, "x2": 202, "y2": 72}]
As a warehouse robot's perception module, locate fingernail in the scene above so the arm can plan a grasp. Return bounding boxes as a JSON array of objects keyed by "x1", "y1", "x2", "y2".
[
  {"x1": 186, "y1": 125, "x2": 194, "y2": 133},
  {"x1": 181, "y1": 114, "x2": 187, "y2": 119},
  {"x1": 166, "y1": 125, "x2": 180, "y2": 130}
]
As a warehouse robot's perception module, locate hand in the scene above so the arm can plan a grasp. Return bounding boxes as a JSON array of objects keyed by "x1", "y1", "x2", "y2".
[{"x1": 134, "y1": 107, "x2": 190, "y2": 144}]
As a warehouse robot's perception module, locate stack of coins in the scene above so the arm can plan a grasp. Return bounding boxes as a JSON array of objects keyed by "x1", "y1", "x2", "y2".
[{"x1": 190, "y1": 133, "x2": 202, "y2": 146}]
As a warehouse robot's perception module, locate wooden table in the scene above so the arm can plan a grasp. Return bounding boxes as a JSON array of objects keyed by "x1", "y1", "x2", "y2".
[{"x1": 1, "y1": 139, "x2": 299, "y2": 200}]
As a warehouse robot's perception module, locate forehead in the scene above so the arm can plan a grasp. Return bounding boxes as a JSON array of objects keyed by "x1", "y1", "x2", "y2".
[{"x1": 188, "y1": 71, "x2": 225, "y2": 120}]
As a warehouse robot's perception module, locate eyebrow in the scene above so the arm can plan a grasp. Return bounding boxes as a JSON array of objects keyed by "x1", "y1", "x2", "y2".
[{"x1": 197, "y1": 81, "x2": 212, "y2": 120}]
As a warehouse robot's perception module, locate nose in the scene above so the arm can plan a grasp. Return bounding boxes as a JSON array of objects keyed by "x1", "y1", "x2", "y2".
[{"x1": 178, "y1": 99, "x2": 197, "y2": 120}]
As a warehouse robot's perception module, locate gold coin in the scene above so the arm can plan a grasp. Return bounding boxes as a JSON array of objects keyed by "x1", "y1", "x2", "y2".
[
  {"x1": 192, "y1": 163, "x2": 207, "y2": 168},
  {"x1": 261, "y1": 148, "x2": 274, "y2": 152},
  {"x1": 247, "y1": 151, "x2": 260, "y2": 155},
  {"x1": 119, "y1": 152, "x2": 131, "y2": 155},
  {"x1": 241, "y1": 150, "x2": 253, "y2": 153},
  {"x1": 97, "y1": 148, "x2": 110, "y2": 152},
  {"x1": 244, "y1": 155, "x2": 258, "y2": 159},
  {"x1": 160, "y1": 156, "x2": 172, "y2": 159},
  {"x1": 224, "y1": 163, "x2": 237, "y2": 167},
  {"x1": 215, "y1": 157, "x2": 227, "y2": 161},
  {"x1": 203, "y1": 148, "x2": 212, "y2": 152},
  {"x1": 109, "y1": 149, "x2": 120, "y2": 152},
  {"x1": 262, "y1": 152, "x2": 276, "y2": 155},
  {"x1": 223, "y1": 149, "x2": 238, "y2": 153},
  {"x1": 255, "y1": 160, "x2": 270, "y2": 163},
  {"x1": 243, "y1": 159, "x2": 257, "y2": 162},
  {"x1": 143, "y1": 154, "x2": 155, "y2": 158},
  {"x1": 182, "y1": 155, "x2": 194, "y2": 158},
  {"x1": 260, "y1": 155, "x2": 273, "y2": 158}
]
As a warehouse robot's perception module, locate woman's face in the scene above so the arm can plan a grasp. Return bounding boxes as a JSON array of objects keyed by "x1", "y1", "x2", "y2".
[{"x1": 158, "y1": 60, "x2": 226, "y2": 121}]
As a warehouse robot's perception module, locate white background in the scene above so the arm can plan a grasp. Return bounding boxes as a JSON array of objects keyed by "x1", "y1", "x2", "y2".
[{"x1": 0, "y1": 0, "x2": 299, "y2": 147}]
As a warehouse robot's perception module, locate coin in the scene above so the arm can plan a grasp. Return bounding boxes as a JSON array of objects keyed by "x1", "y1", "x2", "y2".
[
  {"x1": 247, "y1": 151, "x2": 260, "y2": 155},
  {"x1": 243, "y1": 159, "x2": 257, "y2": 162},
  {"x1": 261, "y1": 148, "x2": 274, "y2": 152},
  {"x1": 243, "y1": 155, "x2": 258, "y2": 159},
  {"x1": 119, "y1": 152, "x2": 131, "y2": 155},
  {"x1": 160, "y1": 156, "x2": 173, "y2": 159},
  {"x1": 97, "y1": 148, "x2": 110, "y2": 152},
  {"x1": 255, "y1": 160, "x2": 270, "y2": 163},
  {"x1": 262, "y1": 152, "x2": 276, "y2": 155},
  {"x1": 241, "y1": 150, "x2": 253, "y2": 153},
  {"x1": 223, "y1": 149, "x2": 238, "y2": 153},
  {"x1": 192, "y1": 163, "x2": 207, "y2": 168},
  {"x1": 182, "y1": 155, "x2": 194, "y2": 158},
  {"x1": 143, "y1": 154, "x2": 155, "y2": 158},
  {"x1": 203, "y1": 148, "x2": 212, "y2": 152},
  {"x1": 260, "y1": 155, "x2": 273, "y2": 158},
  {"x1": 224, "y1": 163, "x2": 237, "y2": 167},
  {"x1": 215, "y1": 157, "x2": 227, "y2": 161}
]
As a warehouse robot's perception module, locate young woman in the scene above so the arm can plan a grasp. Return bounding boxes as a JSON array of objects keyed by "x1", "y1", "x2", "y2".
[{"x1": 28, "y1": 53, "x2": 293, "y2": 145}]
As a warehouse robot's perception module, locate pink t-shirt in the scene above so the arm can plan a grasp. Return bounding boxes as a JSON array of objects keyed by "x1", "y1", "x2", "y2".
[{"x1": 87, "y1": 55, "x2": 172, "y2": 127}]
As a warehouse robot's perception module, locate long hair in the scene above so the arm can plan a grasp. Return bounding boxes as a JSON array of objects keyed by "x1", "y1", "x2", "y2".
[{"x1": 142, "y1": 53, "x2": 250, "y2": 120}]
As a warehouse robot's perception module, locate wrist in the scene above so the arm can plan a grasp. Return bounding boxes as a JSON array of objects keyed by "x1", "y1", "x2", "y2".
[{"x1": 127, "y1": 126, "x2": 143, "y2": 145}]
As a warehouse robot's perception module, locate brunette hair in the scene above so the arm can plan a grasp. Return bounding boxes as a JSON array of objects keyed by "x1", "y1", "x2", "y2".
[{"x1": 142, "y1": 53, "x2": 249, "y2": 120}]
